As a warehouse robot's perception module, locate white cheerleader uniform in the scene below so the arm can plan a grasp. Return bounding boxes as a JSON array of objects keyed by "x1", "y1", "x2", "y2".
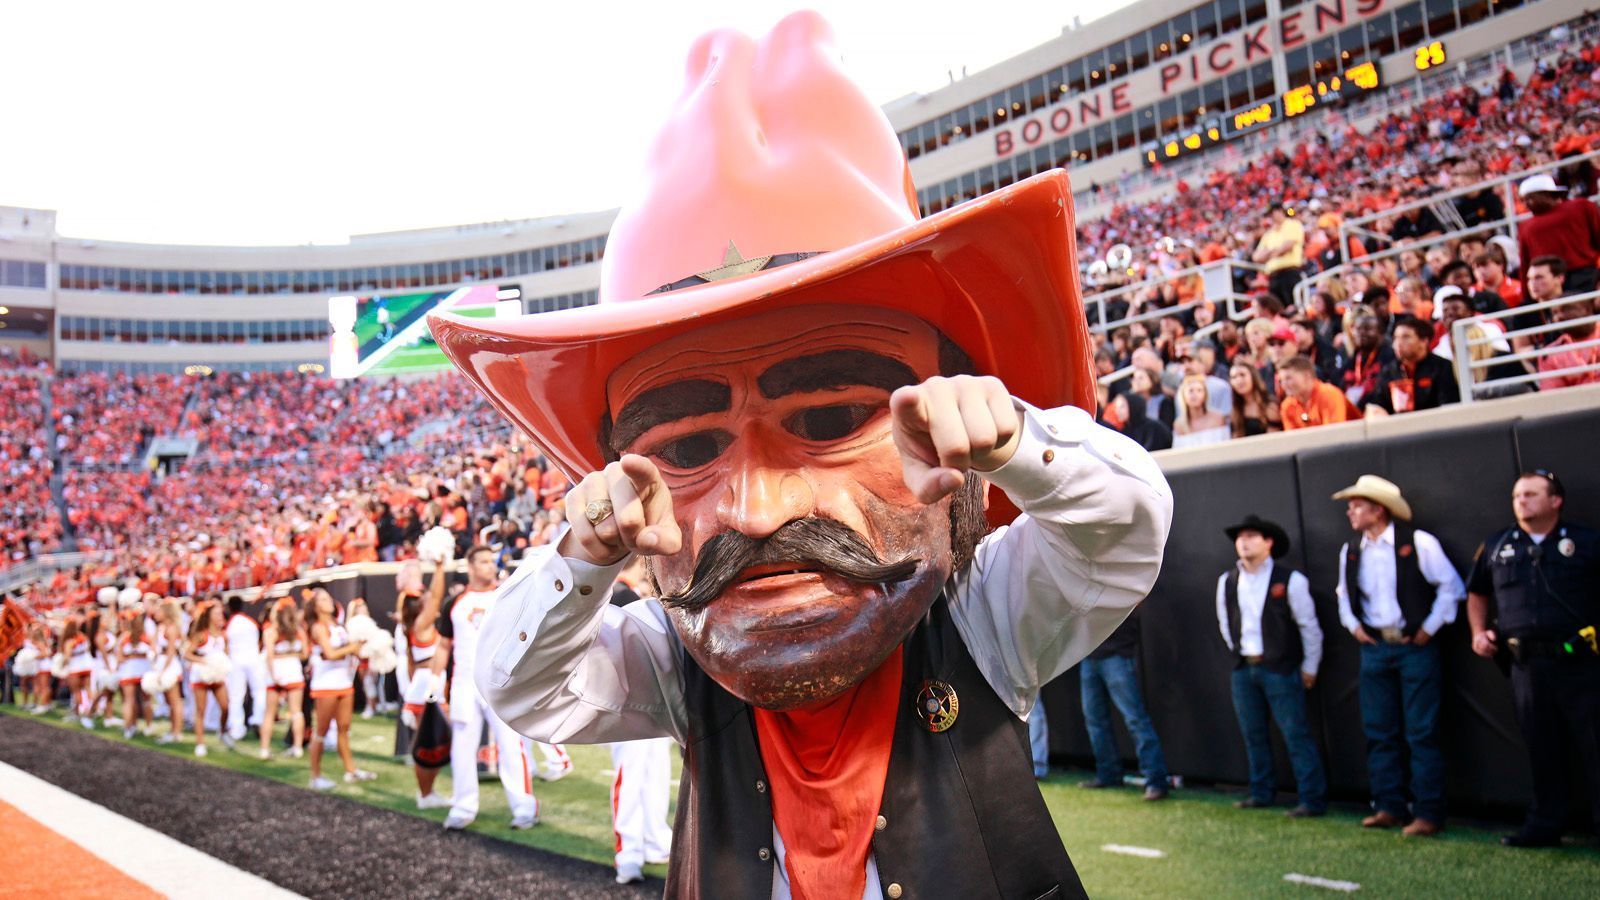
[
  {"x1": 189, "y1": 634, "x2": 226, "y2": 688},
  {"x1": 269, "y1": 632, "x2": 306, "y2": 691},
  {"x1": 308, "y1": 623, "x2": 355, "y2": 698},
  {"x1": 65, "y1": 636, "x2": 95, "y2": 677},
  {"x1": 118, "y1": 633, "x2": 154, "y2": 686}
]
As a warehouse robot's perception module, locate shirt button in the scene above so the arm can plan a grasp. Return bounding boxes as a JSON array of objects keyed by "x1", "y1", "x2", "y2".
[
  {"x1": 554, "y1": 579, "x2": 564, "y2": 591},
  {"x1": 1042, "y1": 449, "x2": 1055, "y2": 464},
  {"x1": 518, "y1": 632, "x2": 527, "y2": 642},
  {"x1": 755, "y1": 779, "x2": 767, "y2": 793},
  {"x1": 758, "y1": 847, "x2": 771, "y2": 862},
  {"x1": 579, "y1": 585, "x2": 592, "y2": 596},
  {"x1": 1046, "y1": 424, "x2": 1058, "y2": 435},
  {"x1": 886, "y1": 884, "x2": 904, "y2": 899},
  {"x1": 874, "y1": 815, "x2": 887, "y2": 832}
]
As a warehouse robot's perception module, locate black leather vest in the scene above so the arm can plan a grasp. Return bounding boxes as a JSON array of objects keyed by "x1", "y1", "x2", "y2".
[
  {"x1": 666, "y1": 597, "x2": 1085, "y2": 900},
  {"x1": 1223, "y1": 563, "x2": 1303, "y2": 674},
  {"x1": 1346, "y1": 522, "x2": 1431, "y2": 638}
]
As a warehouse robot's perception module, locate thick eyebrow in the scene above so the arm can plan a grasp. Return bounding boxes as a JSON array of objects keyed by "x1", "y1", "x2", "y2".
[
  {"x1": 756, "y1": 349, "x2": 917, "y2": 400},
  {"x1": 609, "y1": 380, "x2": 731, "y2": 454}
]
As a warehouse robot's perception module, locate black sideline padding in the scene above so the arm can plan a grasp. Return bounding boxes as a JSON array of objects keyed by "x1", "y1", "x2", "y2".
[{"x1": 1043, "y1": 408, "x2": 1600, "y2": 820}]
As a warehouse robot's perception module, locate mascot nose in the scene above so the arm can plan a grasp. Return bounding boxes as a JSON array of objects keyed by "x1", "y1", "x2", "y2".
[{"x1": 716, "y1": 427, "x2": 815, "y2": 539}]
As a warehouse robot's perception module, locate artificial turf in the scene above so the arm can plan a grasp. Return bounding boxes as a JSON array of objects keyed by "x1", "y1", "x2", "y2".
[{"x1": 8, "y1": 704, "x2": 1596, "y2": 897}]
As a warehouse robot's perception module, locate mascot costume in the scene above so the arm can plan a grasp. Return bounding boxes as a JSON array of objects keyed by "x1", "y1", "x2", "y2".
[{"x1": 430, "y1": 12, "x2": 1172, "y2": 899}]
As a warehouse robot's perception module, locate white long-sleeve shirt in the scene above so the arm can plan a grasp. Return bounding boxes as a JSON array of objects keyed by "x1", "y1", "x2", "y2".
[
  {"x1": 1214, "y1": 561, "x2": 1322, "y2": 677},
  {"x1": 474, "y1": 401, "x2": 1173, "y2": 899},
  {"x1": 1336, "y1": 522, "x2": 1465, "y2": 637}
]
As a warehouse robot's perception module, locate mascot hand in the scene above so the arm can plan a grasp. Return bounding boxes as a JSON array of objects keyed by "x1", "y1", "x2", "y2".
[
  {"x1": 559, "y1": 454, "x2": 681, "y2": 566},
  {"x1": 890, "y1": 375, "x2": 1021, "y2": 503}
]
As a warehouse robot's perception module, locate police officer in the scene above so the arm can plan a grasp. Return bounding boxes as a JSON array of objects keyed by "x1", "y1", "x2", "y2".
[{"x1": 1467, "y1": 470, "x2": 1600, "y2": 848}]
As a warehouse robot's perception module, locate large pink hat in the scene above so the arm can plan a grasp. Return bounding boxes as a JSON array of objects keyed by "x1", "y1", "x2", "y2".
[{"x1": 429, "y1": 11, "x2": 1093, "y2": 481}]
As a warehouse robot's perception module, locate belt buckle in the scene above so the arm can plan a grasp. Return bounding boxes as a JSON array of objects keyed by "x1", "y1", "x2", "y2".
[{"x1": 1380, "y1": 627, "x2": 1405, "y2": 644}]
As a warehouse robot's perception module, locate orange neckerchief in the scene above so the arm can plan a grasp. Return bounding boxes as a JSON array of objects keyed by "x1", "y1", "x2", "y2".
[{"x1": 752, "y1": 646, "x2": 903, "y2": 900}]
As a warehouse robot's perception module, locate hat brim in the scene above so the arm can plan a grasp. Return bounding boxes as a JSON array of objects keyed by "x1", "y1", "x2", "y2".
[
  {"x1": 1224, "y1": 521, "x2": 1291, "y2": 558},
  {"x1": 1331, "y1": 487, "x2": 1413, "y2": 521},
  {"x1": 429, "y1": 170, "x2": 1094, "y2": 482}
]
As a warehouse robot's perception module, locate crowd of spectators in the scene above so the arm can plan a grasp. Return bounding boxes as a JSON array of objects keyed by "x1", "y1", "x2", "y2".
[
  {"x1": 1092, "y1": 34, "x2": 1600, "y2": 452},
  {"x1": 5, "y1": 27, "x2": 1600, "y2": 602}
]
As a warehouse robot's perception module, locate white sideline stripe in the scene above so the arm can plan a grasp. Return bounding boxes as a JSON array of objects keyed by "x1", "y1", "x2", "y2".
[
  {"x1": 0, "y1": 760, "x2": 302, "y2": 899},
  {"x1": 1285, "y1": 872, "x2": 1362, "y2": 892},
  {"x1": 1101, "y1": 843, "x2": 1166, "y2": 858}
]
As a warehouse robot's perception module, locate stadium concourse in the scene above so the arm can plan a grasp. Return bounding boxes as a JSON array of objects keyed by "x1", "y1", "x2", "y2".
[{"x1": 4, "y1": 13, "x2": 1600, "y2": 900}]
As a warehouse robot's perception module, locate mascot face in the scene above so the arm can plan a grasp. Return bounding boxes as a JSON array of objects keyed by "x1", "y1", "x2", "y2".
[{"x1": 606, "y1": 305, "x2": 957, "y2": 710}]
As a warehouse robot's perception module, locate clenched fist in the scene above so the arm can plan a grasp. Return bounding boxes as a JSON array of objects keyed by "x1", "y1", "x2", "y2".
[{"x1": 890, "y1": 375, "x2": 1021, "y2": 503}]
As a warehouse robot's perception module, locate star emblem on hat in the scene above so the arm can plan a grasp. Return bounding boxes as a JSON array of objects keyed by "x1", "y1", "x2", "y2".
[{"x1": 697, "y1": 241, "x2": 773, "y2": 283}]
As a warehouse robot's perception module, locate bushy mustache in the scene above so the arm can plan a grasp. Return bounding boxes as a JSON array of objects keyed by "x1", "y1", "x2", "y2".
[{"x1": 658, "y1": 517, "x2": 920, "y2": 614}]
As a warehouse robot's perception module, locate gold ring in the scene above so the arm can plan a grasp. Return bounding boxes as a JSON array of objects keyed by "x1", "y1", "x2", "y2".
[{"x1": 584, "y1": 499, "x2": 615, "y2": 526}]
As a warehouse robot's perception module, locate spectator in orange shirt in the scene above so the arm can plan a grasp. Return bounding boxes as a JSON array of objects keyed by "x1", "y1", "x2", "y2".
[
  {"x1": 538, "y1": 465, "x2": 569, "y2": 511},
  {"x1": 1279, "y1": 356, "x2": 1356, "y2": 430},
  {"x1": 1473, "y1": 248, "x2": 1524, "y2": 308},
  {"x1": 1537, "y1": 295, "x2": 1600, "y2": 392}
]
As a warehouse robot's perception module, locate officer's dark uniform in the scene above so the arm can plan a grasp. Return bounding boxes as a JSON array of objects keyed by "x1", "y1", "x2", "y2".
[{"x1": 1468, "y1": 521, "x2": 1600, "y2": 841}]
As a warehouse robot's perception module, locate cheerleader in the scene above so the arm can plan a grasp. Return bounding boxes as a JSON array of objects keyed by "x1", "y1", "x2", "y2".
[
  {"x1": 116, "y1": 609, "x2": 156, "y2": 739},
  {"x1": 149, "y1": 601, "x2": 186, "y2": 745},
  {"x1": 181, "y1": 600, "x2": 233, "y2": 756},
  {"x1": 259, "y1": 598, "x2": 308, "y2": 760},
  {"x1": 306, "y1": 589, "x2": 375, "y2": 789},
  {"x1": 60, "y1": 616, "x2": 96, "y2": 728},
  {"x1": 89, "y1": 610, "x2": 120, "y2": 726},
  {"x1": 23, "y1": 621, "x2": 53, "y2": 711},
  {"x1": 399, "y1": 558, "x2": 449, "y2": 809}
]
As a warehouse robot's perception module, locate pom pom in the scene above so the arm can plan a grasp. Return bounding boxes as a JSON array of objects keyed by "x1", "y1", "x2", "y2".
[
  {"x1": 97, "y1": 586, "x2": 118, "y2": 606},
  {"x1": 143, "y1": 660, "x2": 182, "y2": 696},
  {"x1": 118, "y1": 587, "x2": 143, "y2": 609},
  {"x1": 364, "y1": 637, "x2": 398, "y2": 674},
  {"x1": 195, "y1": 653, "x2": 232, "y2": 685},
  {"x1": 13, "y1": 646, "x2": 39, "y2": 677},
  {"x1": 93, "y1": 666, "x2": 120, "y2": 694},
  {"x1": 50, "y1": 654, "x2": 69, "y2": 679},
  {"x1": 416, "y1": 527, "x2": 456, "y2": 566}
]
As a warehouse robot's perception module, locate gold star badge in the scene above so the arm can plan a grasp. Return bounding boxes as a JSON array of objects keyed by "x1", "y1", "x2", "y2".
[{"x1": 696, "y1": 241, "x2": 772, "y2": 282}]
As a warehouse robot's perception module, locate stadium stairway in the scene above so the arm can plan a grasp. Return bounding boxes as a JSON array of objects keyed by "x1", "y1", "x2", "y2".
[{"x1": 38, "y1": 371, "x2": 76, "y2": 553}]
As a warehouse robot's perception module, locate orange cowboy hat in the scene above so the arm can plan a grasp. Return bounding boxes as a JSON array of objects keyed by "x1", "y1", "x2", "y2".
[{"x1": 429, "y1": 11, "x2": 1094, "y2": 482}]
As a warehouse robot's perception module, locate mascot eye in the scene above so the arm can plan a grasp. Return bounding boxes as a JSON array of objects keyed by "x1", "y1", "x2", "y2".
[
  {"x1": 652, "y1": 430, "x2": 733, "y2": 469},
  {"x1": 786, "y1": 404, "x2": 874, "y2": 442}
]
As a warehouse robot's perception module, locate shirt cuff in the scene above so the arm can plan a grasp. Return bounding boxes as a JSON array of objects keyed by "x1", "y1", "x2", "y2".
[{"x1": 982, "y1": 401, "x2": 1162, "y2": 509}]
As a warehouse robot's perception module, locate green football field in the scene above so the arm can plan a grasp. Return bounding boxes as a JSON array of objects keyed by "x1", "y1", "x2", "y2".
[{"x1": 8, "y1": 705, "x2": 1596, "y2": 896}]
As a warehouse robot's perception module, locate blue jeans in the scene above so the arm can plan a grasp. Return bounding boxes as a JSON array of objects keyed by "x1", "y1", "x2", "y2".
[
  {"x1": 1028, "y1": 692, "x2": 1049, "y2": 777},
  {"x1": 1230, "y1": 665, "x2": 1326, "y2": 811},
  {"x1": 1359, "y1": 642, "x2": 1444, "y2": 822},
  {"x1": 1080, "y1": 655, "x2": 1169, "y2": 786}
]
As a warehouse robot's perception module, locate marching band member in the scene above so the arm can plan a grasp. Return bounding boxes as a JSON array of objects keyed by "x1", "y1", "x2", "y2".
[
  {"x1": 260, "y1": 597, "x2": 309, "y2": 760},
  {"x1": 224, "y1": 597, "x2": 268, "y2": 746}
]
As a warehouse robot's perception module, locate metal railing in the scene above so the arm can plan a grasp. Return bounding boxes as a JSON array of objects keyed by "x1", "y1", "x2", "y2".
[
  {"x1": 1452, "y1": 290, "x2": 1600, "y2": 402},
  {"x1": 1337, "y1": 148, "x2": 1600, "y2": 268},
  {"x1": 0, "y1": 551, "x2": 112, "y2": 598},
  {"x1": 1086, "y1": 259, "x2": 1266, "y2": 335}
]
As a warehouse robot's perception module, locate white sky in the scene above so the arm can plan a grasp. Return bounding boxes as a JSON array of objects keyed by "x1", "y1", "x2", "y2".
[{"x1": 4, "y1": 1, "x2": 1130, "y2": 246}]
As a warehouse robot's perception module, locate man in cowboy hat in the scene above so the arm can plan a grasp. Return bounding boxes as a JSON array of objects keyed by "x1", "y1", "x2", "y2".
[
  {"x1": 429, "y1": 12, "x2": 1171, "y2": 899},
  {"x1": 1216, "y1": 514, "x2": 1326, "y2": 817},
  {"x1": 1333, "y1": 475, "x2": 1465, "y2": 837}
]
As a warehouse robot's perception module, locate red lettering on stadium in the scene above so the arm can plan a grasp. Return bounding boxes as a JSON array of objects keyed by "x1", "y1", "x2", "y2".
[
  {"x1": 1280, "y1": 12, "x2": 1306, "y2": 50},
  {"x1": 986, "y1": 0, "x2": 1387, "y2": 159},
  {"x1": 1314, "y1": 0, "x2": 1348, "y2": 33}
]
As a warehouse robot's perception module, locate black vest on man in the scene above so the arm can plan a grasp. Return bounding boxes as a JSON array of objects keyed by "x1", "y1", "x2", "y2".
[
  {"x1": 1346, "y1": 522, "x2": 1432, "y2": 638},
  {"x1": 1224, "y1": 563, "x2": 1303, "y2": 674},
  {"x1": 666, "y1": 596, "x2": 1085, "y2": 900}
]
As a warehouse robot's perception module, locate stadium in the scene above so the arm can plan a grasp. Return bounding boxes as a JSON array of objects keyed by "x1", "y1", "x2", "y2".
[{"x1": 3, "y1": 0, "x2": 1599, "y2": 896}]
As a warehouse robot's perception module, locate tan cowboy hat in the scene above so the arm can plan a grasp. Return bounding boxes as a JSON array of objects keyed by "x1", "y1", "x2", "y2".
[{"x1": 1332, "y1": 474, "x2": 1413, "y2": 521}]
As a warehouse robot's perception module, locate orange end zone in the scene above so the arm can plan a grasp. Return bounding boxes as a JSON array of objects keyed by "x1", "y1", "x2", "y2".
[{"x1": 0, "y1": 796, "x2": 161, "y2": 899}]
